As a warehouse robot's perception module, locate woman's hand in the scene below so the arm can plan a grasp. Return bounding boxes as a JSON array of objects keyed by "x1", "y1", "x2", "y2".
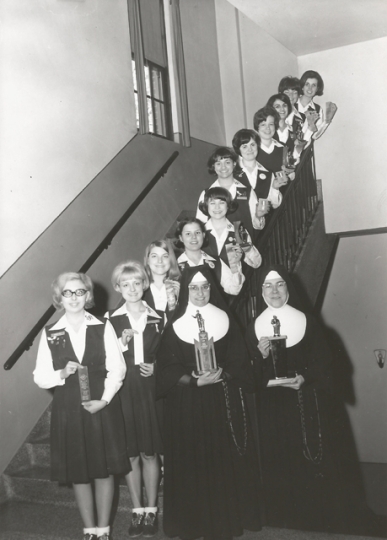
[
  {"x1": 165, "y1": 279, "x2": 180, "y2": 298},
  {"x1": 82, "y1": 400, "x2": 107, "y2": 414},
  {"x1": 60, "y1": 361, "x2": 79, "y2": 380},
  {"x1": 139, "y1": 363, "x2": 154, "y2": 377},
  {"x1": 281, "y1": 374, "x2": 305, "y2": 390},
  {"x1": 305, "y1": 110, "x2": 319, "y2": 132},
  {"x1": 273, "y1": 171, "x2": 288, "y2": 189},
  {"x1": 194, "y1": 368, "x2": 223, "y2": 387},
  {"x1": 228, "y1": 245, "x2": 243, "y2": 266},
  {"x1": 258, "y1": 337, "x2": 270, "y2": 358},
  {"x1": 121, "y1": 329, "x2": 138, "y2": 346}
]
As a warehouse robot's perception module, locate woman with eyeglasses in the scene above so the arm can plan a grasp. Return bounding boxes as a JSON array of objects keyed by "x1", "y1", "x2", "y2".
[
  {"x1": 156, "y1": 265, "x2": 262, "y2": 540},
  {"x1": 33, "y1": 272, "x2": 129, "y2": 540},
  {"x1": 245, "y1": 265, "x2": 385, "y2": 535}
]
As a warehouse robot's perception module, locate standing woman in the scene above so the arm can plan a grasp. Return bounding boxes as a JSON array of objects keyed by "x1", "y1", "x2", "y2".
[
  {"x1": 245, "y1": 265, "x2": 381, "y2": 534},
  {"x1": 106, "y1": 261, "x2": 163, "y2": 538},
  {"x1": 175, "y1": 217, "x2": 244, "y2": 296},
  {"x1": 267, "y1": 93, "x2": 296, "y2": 152},
  {"x1": 34, "y1": 272, "x2": 129, "y2": 540},
  {"x1": 295, "y1": 70, "x2": 337, "y2": 142},
  {"x1": 143, "y1": 238, "x2": 181, "y2": 329},
  {"x1": 156, "y1": 265, "x2": 262, "y2": 540}
]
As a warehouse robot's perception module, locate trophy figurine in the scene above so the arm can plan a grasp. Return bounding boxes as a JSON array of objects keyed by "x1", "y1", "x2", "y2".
[
  {"x1": 233, "y1": 220, "x2": 251, "y2": 250},
  {"x1": 193, "y1": 311, "x2": 217, "y2": 374},
  {"x1": 268, "y1": 315, "x2": 288, "y2": 379},
  {"x1": 78, "y1": 365, "x2": 91, "y2": 402}
]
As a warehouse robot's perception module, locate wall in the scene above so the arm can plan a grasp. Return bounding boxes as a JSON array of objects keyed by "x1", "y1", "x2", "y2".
[
  {"x1": 321, "y1": 234, "x2": 387, "y2": 463},
  {"x1": 0, "y1": 134, "x2": 218, "y2": 475},
  {"x1": 216, "y1": 0, "x2": 298, "y2": 143},
  {"x1": 298, "y1": 38, "x2": 387, "y2": 233},
  {"x1": 180, "y1": 0, "x2": 226, "y2": 145},
  {"x1": 0, "y1": 0, "x2": 137, "y2": 277}
]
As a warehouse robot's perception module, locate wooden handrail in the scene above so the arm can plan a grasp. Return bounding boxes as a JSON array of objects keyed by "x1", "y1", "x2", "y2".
[{"x1": 3, "y1": 151, "x2": 179, "y2": 370}]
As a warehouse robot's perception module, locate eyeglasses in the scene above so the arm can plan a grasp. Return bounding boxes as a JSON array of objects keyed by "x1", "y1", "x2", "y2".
[
  {"x1": 188, "y1": 284, "x2": 211, "y2": 292},
  {"x1": 61, "y1": 289, "x2": 87, "y2": 298},
  {"x1": 262, "y1": 281, "x2": 286, "y2": 290}
]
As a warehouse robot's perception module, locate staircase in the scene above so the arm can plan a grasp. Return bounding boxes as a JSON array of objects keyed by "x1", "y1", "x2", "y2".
[{"x1": 0, "y1": 407, "x2": 164, "y2": 540}]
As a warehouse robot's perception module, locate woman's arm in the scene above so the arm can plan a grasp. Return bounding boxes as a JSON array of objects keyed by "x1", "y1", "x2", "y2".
[
  {"x1": 100, "y1": 320, "x2": 127, "y2": 404},
  {"x1": 33, "y1": 329, "x2": 66, "y2": 389}
]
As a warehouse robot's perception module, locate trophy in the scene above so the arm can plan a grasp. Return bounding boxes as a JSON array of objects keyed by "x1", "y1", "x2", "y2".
[
  {"x1": 268, "y1": 315, "x2": 288, "y2": 379},
  {"x1": 193, "y1": 311, "x2": 217, "y2": 374},
  {"x1": 234, "y1": 220, "x2": 251, "y2": 250},
  {"x1": 282, "y1": 145, "x2": 296, "y2": 171},
  {"x1": 78, "y1": 365, "x2": 91, "y2": 402}
]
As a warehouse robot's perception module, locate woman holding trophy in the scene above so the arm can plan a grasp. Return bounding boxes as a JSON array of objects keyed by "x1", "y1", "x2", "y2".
[
  {"x1": 156, "y1": 265, "x2": 262, "y2": 540},
  {"x1": 245, "y1": 265, "x2": 383, "y2": 534}
]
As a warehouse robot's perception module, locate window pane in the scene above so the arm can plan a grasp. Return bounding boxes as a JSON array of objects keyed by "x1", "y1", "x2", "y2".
[
  {"x1": 151, "y1": 66, "x2": 164, "y2": 101},
  {"x1": 153, "y1": 100, "x2": 167, "y2": 137},
  {"x1": 144, "y1": 65, "x2": 151, "y2": 97},
  {"x1": 147, "y1": 97, "x2": 154, "y2": 133},
  {"x1": 132, "y1": 60, "x2": 137, "y2": 92},
  {"x1": 134, "y1": 92, "x2": 140, "y2": 130}
]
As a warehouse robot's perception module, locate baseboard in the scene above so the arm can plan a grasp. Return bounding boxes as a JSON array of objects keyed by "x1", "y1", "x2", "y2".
[{"x1": 360, "y1": 462, "x2": 387, "y2": 516}]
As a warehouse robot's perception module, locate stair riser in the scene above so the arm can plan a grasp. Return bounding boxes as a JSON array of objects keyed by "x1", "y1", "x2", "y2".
[{"x1": 3, "y1": 474, "x2": 163, "y2": 512}]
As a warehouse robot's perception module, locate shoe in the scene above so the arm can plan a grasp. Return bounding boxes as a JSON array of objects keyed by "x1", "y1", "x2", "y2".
[
  {"x1": 128, "y1": 512, "x2": 144, "y2": 538},
  {"x1": 143, "y1": 512, "x2": 158, "y2": 537},
  {"x1": 83, "y1": 535, "x2": 97, "y2": 540},
  {"x1": 97, "y1": 535, "x2": 110, "y2": 540}
]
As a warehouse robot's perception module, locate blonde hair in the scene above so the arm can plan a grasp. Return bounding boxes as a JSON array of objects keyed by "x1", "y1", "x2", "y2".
[
  {"x1": 111, "y1": 260, "x2": 150, "y2": 290},
  {"x1": 51, "y1": 272, "x2": 94, "y2": 311}
]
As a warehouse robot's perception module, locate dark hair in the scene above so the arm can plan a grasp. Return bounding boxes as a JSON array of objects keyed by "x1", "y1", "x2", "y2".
[
  {"x1": 174, "y1": 218, "x2": 207, "y2": 249},
  {"x1": 266, "y1": 93, "x2": 292, "y2": 118},
  {"x1": 144, "y1": 238, "x2": 181, "y2": 282},
  {"x1": 232, "y1": 129, "x2": 261, "y2": 156},
  {"x1": 253, "y1": 106, "x2": 280, "y2": 131},
  {"x1": 198, "y1": 187, "x2": 238, "y2": 217},
  {"x1": 278, "y1": 76, "x2": 301, "y2": 94},
  {"x1": 299, "y1": 70, "x2": 324, "y2": 96},
  {"x1": 207, "y1": 147, "x2": 238, "y2": 176}
]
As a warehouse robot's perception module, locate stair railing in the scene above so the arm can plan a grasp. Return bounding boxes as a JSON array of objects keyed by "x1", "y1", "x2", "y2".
[
  {"x1": 3, "y1": 151, "x2": 179, "y2": 371},
  {"x1": 232, "y1": 143, "x2": 319, "y2": 326}
]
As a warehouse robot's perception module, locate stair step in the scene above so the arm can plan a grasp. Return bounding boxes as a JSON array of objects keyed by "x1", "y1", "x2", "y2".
[{"x1": 3, "y1": 467, "x2": 163, "y2": 511}]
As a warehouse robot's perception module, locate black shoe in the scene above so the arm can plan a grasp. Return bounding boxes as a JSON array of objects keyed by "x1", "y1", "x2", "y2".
[
  {"x1": 129, "y1": 512, "x2": 144, "y2": 538},
  {"x1": 143, "y1": 512, "x2": 158, "y2": 538},
  {"x1": 83, "y1": 535, "x2": 98, "y2": 540},
  {"x1": 97, "y1": 535, "x2": 110, "y2": 540}
]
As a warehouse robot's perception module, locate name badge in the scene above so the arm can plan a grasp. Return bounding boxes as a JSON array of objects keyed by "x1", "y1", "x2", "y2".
[
  {"x1": 236, "y1": 187, "x2": 248, "y2": 200},
  {"x1": 259, "y1": 173, "x2": 267, "y2": 180}
]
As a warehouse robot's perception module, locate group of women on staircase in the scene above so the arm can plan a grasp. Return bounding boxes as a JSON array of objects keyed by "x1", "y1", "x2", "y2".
[{"x1": 33, "y1": 70, "x2": 384, "y2": 540}]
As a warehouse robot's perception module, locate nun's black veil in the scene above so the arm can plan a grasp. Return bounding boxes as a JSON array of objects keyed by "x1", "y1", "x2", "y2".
[{"x1": 169, "y1": 264, "x2": 232, "y2": 325}]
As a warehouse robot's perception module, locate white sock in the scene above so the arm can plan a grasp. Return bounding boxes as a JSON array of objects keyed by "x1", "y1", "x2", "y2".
[
  {"x1": 132, "y1": 507, "x2": 145, "y2": 514},
  {"x1": 144, "y1": 506, "x2": 157, "y2": 514},
  {"x1": 97, "y1": 526, "x2": 110, "y2": 536},
  {"x1": 83, "y1": 528, "x2": 97, "y2": 535}
]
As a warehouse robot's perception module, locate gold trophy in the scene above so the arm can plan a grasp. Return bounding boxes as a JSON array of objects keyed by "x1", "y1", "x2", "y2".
[
  {"x1": 78, "y1": 365, "x2": 91, "y2": 402},
  {"x1": 193, "y1": 311, "x2": 217, "y2": 374},
  {"x1": 268, "y1": 315, "x2": 288, "y2": 379}
]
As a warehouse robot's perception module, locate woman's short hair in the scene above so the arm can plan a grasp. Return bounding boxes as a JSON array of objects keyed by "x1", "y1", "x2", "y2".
[
  {"x1": 144, "y1": 239, "x2": 181, "y2": 282},
  {"x1": 253, "y1": 106, "x2": 280, "y2": 131},
  {"x1": 232, "y1": 129, "x2": 261, "y2": 156},
  {"x1": 52, "y1": 272, "x2": 94, "y2": 311},
  {"x1": 198, "y1": 187, "x2": 238, "y2": 217},
  {"x1": 111, "y1": 260, "x2": 150, "y2": 290},
  {"x1": 174, "y1": 217, "x2": 207, "y2": 249},
  {"x1": 266, "y1": 93, "x2": 292, "y2": 118},
  {"x1": 278, "y1": 76, "x2": 301, "y2": 94},
  {"x1": 207, "y1": 146, "x2": 238, "y2": 176},
  {"x1": 299, "y1": 70, "x2": 324, "y2": 96}
]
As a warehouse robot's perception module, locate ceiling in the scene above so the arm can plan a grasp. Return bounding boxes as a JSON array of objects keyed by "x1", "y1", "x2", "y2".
[{"x1": 227, "y1": 0, "x2": 387, "y2": 56}]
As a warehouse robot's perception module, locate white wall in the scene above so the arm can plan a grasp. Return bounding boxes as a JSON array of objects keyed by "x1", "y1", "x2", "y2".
[
  {"x1": 321, "y1": 234, "x2": 387, "y2": 463},
  {"x1": 0, "y1": 0, "x2": 137, "y2": 277},
  {"x1": 180, "y1": 0, "x2": 226, "y2": 145},
  {"x1": 215, "y1": 0, "x2": 298, "y2": 144},
  {"x1": 298, "y1": 38, "x2": 387, "y2": 233}
]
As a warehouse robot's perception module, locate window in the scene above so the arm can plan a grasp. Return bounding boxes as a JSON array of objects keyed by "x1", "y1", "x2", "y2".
[{"x1": 132, "y1": 58, "x2": 172, "y2": 138}]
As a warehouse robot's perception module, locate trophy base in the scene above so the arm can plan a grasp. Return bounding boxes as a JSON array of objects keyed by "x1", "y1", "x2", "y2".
[{"x1": 267, "y1": 377, "x2": 296, "y2": 387}]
